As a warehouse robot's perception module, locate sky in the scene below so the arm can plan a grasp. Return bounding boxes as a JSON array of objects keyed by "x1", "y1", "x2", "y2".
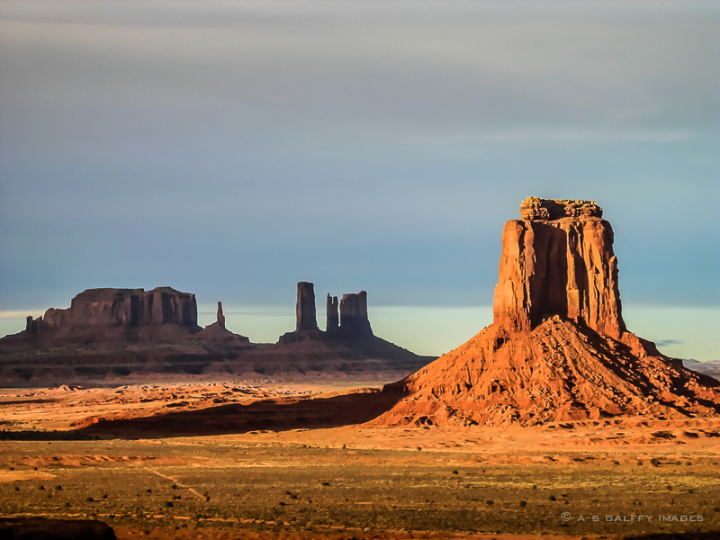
[{"x1": 0, "y1": 1, "x2": 718, "y2": 360}]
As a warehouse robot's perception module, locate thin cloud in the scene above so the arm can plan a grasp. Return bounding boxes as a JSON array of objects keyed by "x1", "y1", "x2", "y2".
[
  {"x1": 407, "y1": 128, "x2": 698, "y2": 146},
  {"x1": 655, "y1": 339, "x2": 683, "y2": 347}
]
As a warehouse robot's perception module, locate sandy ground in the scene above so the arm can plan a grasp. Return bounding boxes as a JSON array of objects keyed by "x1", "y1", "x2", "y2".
[{"x1": 1, "y1": 381, "x2": 719, "y2": 540}]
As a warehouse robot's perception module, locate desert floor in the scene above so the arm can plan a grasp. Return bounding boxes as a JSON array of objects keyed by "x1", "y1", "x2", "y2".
[{"x1": 0, "y1": 381, "x2": 719, "y2": 540}]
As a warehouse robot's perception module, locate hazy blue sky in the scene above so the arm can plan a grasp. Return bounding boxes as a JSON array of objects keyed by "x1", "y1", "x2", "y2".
[{"x1": 1, "y1": 1, "x2": 718, "y2": 359}]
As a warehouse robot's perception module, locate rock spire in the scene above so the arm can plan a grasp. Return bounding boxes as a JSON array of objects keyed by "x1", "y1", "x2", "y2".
[
  {"x1": 216, "y1": 301, "x2": 226, "y2": 329},
  {"x1": 326, "y1": 294, "x2": 339, "y2": 335},
  {"x1": 295, "y1": 282, "x2": 318, "y2": 332}
]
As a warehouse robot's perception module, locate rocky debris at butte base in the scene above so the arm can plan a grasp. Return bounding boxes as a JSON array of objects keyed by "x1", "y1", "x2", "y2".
[{"x1": 371, "y1": 197, "x2": 720, "y2": 427}]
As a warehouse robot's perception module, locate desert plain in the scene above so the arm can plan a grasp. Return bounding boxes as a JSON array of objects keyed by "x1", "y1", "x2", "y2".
[{"x1": 1, "y1": 379, "x2": 719, "y2": 540}]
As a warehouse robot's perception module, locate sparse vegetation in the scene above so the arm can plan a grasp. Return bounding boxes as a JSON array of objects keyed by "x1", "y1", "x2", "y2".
[{"x1": 0, "y1": 436, "x2": 716, "y2": 538}]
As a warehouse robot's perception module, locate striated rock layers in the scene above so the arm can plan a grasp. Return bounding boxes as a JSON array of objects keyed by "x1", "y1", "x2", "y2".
[
  {"x1": 372, "y1": 197, "x2": 720, "y2": 427},
  {"x1": 494, "y1": 197, "x2": 624, "y2": 338}
]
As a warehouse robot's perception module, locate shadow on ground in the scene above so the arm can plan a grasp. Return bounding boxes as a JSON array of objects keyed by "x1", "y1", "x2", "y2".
[{"x1": 0, "y1": 390, "x2": 403, "y2": 441}]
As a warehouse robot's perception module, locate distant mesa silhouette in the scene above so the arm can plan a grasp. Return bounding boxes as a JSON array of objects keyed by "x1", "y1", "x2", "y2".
[
  {"x1": 371, "y1": 197, "x2": 720, "y2": 427},
  {"x1": 280, "y1": 283, "x2": 374, "y2": 343},
  {"x1": 0, "y1": 283, "x2": 432, "y2": 384},
  {"x1": 26, "y1": 287, "x2": 199, "y2": 336}
]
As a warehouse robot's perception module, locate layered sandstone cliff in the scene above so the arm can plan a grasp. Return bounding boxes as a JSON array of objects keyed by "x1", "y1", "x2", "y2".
[
  {"x1": 372, "y1": 197, "x2": 720, "y2": 427},
  {"x1": 493, "y1": 197, "x2": 624, "y2": 338},
  {"x1": 28, "y1": 287, "x2": 199, "y2": 334}
]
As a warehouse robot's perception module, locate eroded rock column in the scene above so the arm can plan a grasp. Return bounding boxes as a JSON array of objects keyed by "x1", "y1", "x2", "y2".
[
  {"x1": 326, "y1": 294, "x2": 339, "y2": 335},
  {"x1": 339, "y1": 291, "x2": 373, "y2": 338},
  {"x1": 493, "y1": 197, "x2": 626, "y2": 338},
  {"x1": 295, "y1": 282, "x2": 318, "y2": 332}
]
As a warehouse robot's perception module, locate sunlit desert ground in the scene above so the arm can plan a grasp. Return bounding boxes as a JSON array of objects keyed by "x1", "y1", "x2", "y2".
[{"x1": 1, "y1": 382, "x2": 719, "y2": 540}]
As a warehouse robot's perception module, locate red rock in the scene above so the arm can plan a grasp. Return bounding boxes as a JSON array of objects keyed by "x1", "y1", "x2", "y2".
[
  {"x1": 372, "y1": 197, "x2": 720, "y2": 427},
  {"x1": 493, "y1": 197, "x2": 624, "y2": 338},
  {"x1": 295, "y1": 282, "x2": 318, "y2": 332},
  {"x1": 326, "y1": 294, "x2": 339, "y2": 335},
  {"x1": 339, "y1": 291, "x2": 373, "y2": 338},
  {"x1": 0, "y1": 284, "x2": 427, "y2": 383},
  {"x1": 34, "y1": 287, "x2": 198, "y2": 331},
  {"x1": 216, "y1": 301, "x2": 226, "y2": 329}
]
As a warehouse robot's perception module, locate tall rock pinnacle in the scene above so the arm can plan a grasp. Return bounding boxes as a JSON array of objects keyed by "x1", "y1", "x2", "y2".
[
  {"x1": 326, "y1": 294, "x2": 339, "y2": 335},
  {"x1": 493, "y1": 197, "x2": 625, "y2": 338},
  {"x1": 295, "y1": 282, "x2": 318, "y2": 332},
  {"x1": 216, "y1": 301, "x2": 226, "y2": 329}
]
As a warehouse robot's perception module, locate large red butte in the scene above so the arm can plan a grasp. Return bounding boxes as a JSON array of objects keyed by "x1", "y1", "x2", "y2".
[{"x1": 373, "y1": 198, "x2": 720, "y2": 427}]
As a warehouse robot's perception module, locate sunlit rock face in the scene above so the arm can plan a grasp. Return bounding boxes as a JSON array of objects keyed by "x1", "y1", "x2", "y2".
[
  {"x1": 372, "y1": 197, "x2": 720, "y2": 428},
  {"x1": 493, "y1": 197, "x2": 625, "y2": 339}
]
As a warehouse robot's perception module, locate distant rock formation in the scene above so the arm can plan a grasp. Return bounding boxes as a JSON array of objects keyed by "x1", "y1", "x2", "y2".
[
  {"x1": 494, "y1": 197, "x2": 624, "y2": 338},
  {"x1": 682, "y1": 359, "x2": 720, "y2": 382},
  {"x1": 372, "y1": 197, "x2": 720, "y2": 427},
  {"x1": 217, "y1": 301, "x2": 226, "y2": 329},
  {"x1": 30, "y1": 287, "x2": 199, "y2": 332},
  {"x1": 194, "y1": 299, "x2": 250, "y2": 344},
  {"x1": 326, "y1": 294, "x2": 339, "y2": 335},
  {"x1": 295, "y1": 282, "x2": 319, "y2": 332},
  {"x1": 339, "y1": 291, "x2": 373, "y2": 338},
  {"x1": 25, "y1": 315, "x2": 38, "y2": 335},
  {"x1": 1, "y1": 282, "x2": 430, "y2": 384},
  {"x1": 282, "y1": 284, "x2": 375, "y2": 343}
]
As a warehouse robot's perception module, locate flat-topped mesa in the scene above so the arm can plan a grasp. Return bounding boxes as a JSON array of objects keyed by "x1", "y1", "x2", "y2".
[
  {"x1": 339, "y1": 291, "x2": 373, "y2": 338},
  {"x1": 35, "y1": 287, "x2": 199, "y2": 330},
  {"x1": 493, "y1": 197, "x2": 626, "y2": 338},
  {"x1": 295, "y1": 282, "x2": 318, "y2": 332},
  {"x1": 326, "y1": 294, "x2": 339, "y2": 335}
]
